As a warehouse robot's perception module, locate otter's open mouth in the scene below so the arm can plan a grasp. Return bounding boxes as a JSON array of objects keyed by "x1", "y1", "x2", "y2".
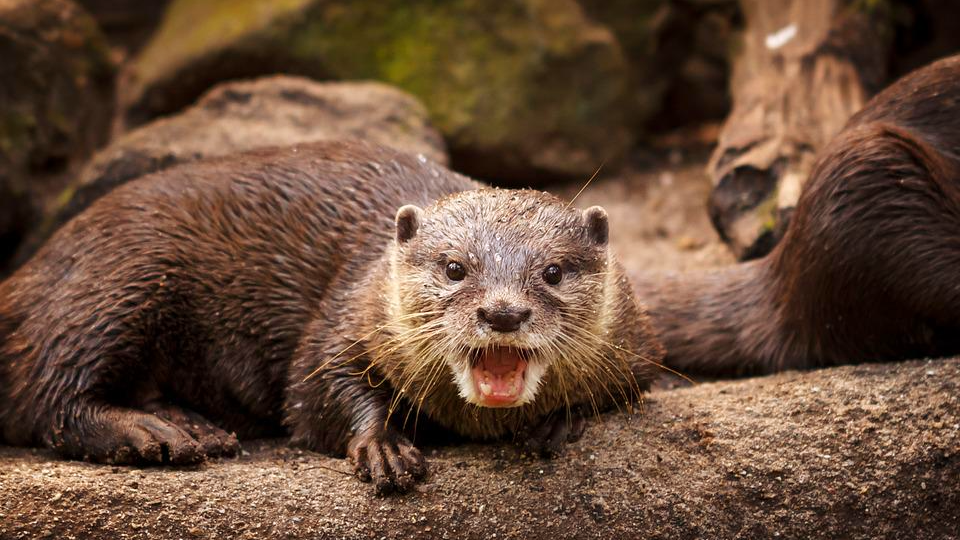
[{"x1": 470, "y1": 346, "x2": 530, "y2": 407}]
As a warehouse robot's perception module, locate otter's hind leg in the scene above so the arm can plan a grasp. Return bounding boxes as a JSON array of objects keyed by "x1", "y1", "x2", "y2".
[
  {"x1": 53, "y1": 403, "x2": 205, "y2": 464},
  {"x1": 143, "y1": 401, "x2": 240, "y2": 458},
  {"x1": 11, "y1": 270, "x2": 215, "y2": 464}
]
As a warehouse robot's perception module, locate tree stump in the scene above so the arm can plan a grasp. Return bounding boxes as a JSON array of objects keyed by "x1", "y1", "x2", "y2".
[{"x1": 707, "y1": 0, "x2": 893, "y2": 259}]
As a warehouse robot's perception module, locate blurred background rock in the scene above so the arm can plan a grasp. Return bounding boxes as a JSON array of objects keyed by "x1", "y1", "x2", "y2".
[
  {"x1": 0, "y1": 0, "x2": 114, "y2": 267},
  {"x1": 2, "y1": 0, "x2": 959, "y2": 275}
]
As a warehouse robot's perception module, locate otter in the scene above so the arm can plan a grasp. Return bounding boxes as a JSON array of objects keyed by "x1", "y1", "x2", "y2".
[
  {"x1": 634, "y1": 54, "x2": 960, "y2": 377},
  {"x1": 0, "y1": 141, "x2": 662, "y2": 493}
]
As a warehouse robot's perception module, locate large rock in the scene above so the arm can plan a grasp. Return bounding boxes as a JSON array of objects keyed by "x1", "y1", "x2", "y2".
[
  {"x1": 119, "y1": 0, "x2": 637, "y2": 182},
  {"x1": 575, "y1": 0, "x2": 669, "y2": 128},
  {"x1": 0, "y1": 180, "x2": 31, "y2": 267},
  {"x1": 0, "y1": 358, "x2": 956, "y2": 538},
  {"x1": 581, "y1": 0, "x2": 740, "y2": 130},
  {"x1": 12, "y1": 76, "x2": 448, "y2": 268},
  {"x1": 0, "y1": 0, "x2": 114, "y2": 271},
  {"x1": 75, "y1": 0, "x2": 170, "y2": 53}
]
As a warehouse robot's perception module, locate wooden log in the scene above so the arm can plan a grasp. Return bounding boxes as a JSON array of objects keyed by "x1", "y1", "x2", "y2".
[{"x1": 707, "y1": 0, "x2": 893, "y2": 259}]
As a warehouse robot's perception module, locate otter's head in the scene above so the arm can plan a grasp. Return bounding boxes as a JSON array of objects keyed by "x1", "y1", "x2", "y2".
[{"x1": 388, "y1": 189, "x2": 612, "y2": 409}]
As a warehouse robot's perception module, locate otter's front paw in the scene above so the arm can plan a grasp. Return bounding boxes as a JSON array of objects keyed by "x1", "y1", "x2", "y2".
[
  {"x1": 521, "y1": 411, "x2": 587, "y2": 457},
  {"x1": 347, "y1": 430, "x2": 427, "y2": 495}
]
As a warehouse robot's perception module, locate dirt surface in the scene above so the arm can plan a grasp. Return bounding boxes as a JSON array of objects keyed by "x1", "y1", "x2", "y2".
[
  {"x1": 560, "y1": 148, "x2": 734, "y2": 274},
  {"x1": 2, "y1": 155, "x2": 956, "y2": 539}
]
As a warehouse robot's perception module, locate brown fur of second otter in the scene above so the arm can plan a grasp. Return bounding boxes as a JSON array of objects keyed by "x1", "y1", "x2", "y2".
[
  {"x1": 633, "y1": 54, "x2": 960, "y2": 376},
  {"x1": 0, "y1": 140, "x2": 661, "y2": 494}
]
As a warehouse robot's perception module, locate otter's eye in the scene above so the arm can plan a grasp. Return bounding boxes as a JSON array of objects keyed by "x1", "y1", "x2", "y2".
[
  {"x1": 446, "y1": 261, "x2": 467, "y2": 281},
  {"x1": 542, "y1": 264, "x2": 563, "y2": 285}
]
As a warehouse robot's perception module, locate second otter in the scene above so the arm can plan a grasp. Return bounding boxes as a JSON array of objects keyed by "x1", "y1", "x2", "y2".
[
  {"x1": 635, "y1": 54, "x2": 960, "y2": 376},
  {"x1": 0, "y1": 141, "x2": 661, "y2": 493}
]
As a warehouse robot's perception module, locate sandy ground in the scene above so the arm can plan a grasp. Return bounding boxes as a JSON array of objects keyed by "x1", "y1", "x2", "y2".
[{"x1": 1, "y1": 154, "x2": 956, "y2": 539}]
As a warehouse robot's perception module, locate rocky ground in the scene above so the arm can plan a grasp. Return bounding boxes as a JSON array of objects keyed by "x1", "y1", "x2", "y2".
[
  {"x1": 2, "y1": 358, "x2": 956, "y2": 539},
  {"x1": 2, "y1": 156, "x2": 957, "y2": 539}
]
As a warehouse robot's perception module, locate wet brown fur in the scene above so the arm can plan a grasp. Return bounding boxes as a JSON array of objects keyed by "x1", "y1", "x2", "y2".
[
  {"x1": 634, "y1": 54, "x2": 960, "y2": 376},
  {"x1": 0, "y1": 140, "x2": 661, "y2": 493}
]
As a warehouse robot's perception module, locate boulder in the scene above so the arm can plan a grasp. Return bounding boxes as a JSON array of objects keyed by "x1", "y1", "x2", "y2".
[
  {"x1": 12, "y1": 76, "x2": 447, "y2": 268},
  {"x1": 0, "y1": 358, "x2": 956, "y2": 538},
  {"x1": 0, "y1": 0, "x2": 114, "y2": 271},
  {"x1": 574, "y1": 0, "x2": 670, "y2": 128},
  {"x1": 581, "y1": 0, "x2": 740, "y2": 130},
  {"x1": 120, "y1": 0, "x2": 638, "y2": 182},
  {"x1": 74, "y1": 0, "x2": 170, "y2": 53},
  {"x1": 0, "y1": 180, "x2": 31, "y2": 267}
]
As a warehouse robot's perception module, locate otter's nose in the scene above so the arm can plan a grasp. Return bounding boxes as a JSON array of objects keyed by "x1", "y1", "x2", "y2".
[{"x1": 477, "y1": 306, "x2": 532, "y2": 332}]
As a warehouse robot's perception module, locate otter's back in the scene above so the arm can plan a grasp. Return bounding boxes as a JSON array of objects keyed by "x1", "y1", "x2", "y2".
[
  {"x1": 22, "y1": 141, "x2": 477, "y2": 301},
  {"x1": 1, "y1": 141, "x2": 478, "y2": 431},
  {"x1": 847, "y1": 55, "x2": 960, "y2": 156}
]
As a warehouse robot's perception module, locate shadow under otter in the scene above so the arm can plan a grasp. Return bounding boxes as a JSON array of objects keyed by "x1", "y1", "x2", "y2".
[{"x1": 635, "y1": 54, "x2": 960, "y2": 377}]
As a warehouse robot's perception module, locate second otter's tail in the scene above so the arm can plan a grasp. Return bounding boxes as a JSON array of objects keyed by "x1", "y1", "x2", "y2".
[{"x1": 629, "y1": 261, "x2": 804, "y2": 377}]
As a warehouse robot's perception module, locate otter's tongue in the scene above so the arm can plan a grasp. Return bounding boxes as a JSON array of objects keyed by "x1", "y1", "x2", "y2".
[{"x1": 473, "y1": 346, "x2": 527, "y2": 406}]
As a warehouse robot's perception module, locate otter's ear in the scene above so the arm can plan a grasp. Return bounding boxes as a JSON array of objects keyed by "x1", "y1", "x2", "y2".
[
  {"x1": 395, "y1": 205, "x2": 423, "y2": 244},
  {"x1": 582, "y1": 206, "x2": 608, "y2": 246}
]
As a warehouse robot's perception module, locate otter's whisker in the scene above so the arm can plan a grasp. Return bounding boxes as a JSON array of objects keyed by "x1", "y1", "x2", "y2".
[
  {"x1": 565, "y1": 161, "x2": 605, "y2": 209},
  {"x1": 558, "y1": 326, "x2": 637, "y2": 406},
  {"x1": 385, "y1": 338, "x2": 448, "y2": 428},
  {"x1": 347, "y1": 322, "x2": 446, "y2": 377},
  {"x1": 398, "y1": 338, "x2": 450, "y2": 430},
  {"x1": 303, "y1": 310, "x2": 444, "y2": 381}
]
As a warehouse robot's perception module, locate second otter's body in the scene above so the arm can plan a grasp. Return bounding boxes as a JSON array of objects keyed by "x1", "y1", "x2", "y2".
[
  {"x1": 636, "y1": 54, "x2": 960, "y2": 376},
  {"x1": 0, "y1": 141, "x2": 660, "y2": 493}
]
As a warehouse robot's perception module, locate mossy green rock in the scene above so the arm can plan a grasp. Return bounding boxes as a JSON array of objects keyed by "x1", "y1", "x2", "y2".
[
  {"x1": 0, "y1": 0, "x2": 114, "y2": 270},
  {"x1": 123, "y1": 0, "x2": 637, "y2": 181}
]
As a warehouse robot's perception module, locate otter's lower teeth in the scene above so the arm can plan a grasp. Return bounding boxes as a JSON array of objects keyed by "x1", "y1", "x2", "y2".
[{"x1": 479, "y1": 381, "x2": 493, "y2": 396}]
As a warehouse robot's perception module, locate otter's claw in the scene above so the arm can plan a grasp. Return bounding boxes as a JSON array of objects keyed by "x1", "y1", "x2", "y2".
[
  {"x1": 522, "y1": 411, "x2": 587, "y2": 457},
  {"x1": 348, "y1": 431, "x2": 427, "y2": 495}
]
